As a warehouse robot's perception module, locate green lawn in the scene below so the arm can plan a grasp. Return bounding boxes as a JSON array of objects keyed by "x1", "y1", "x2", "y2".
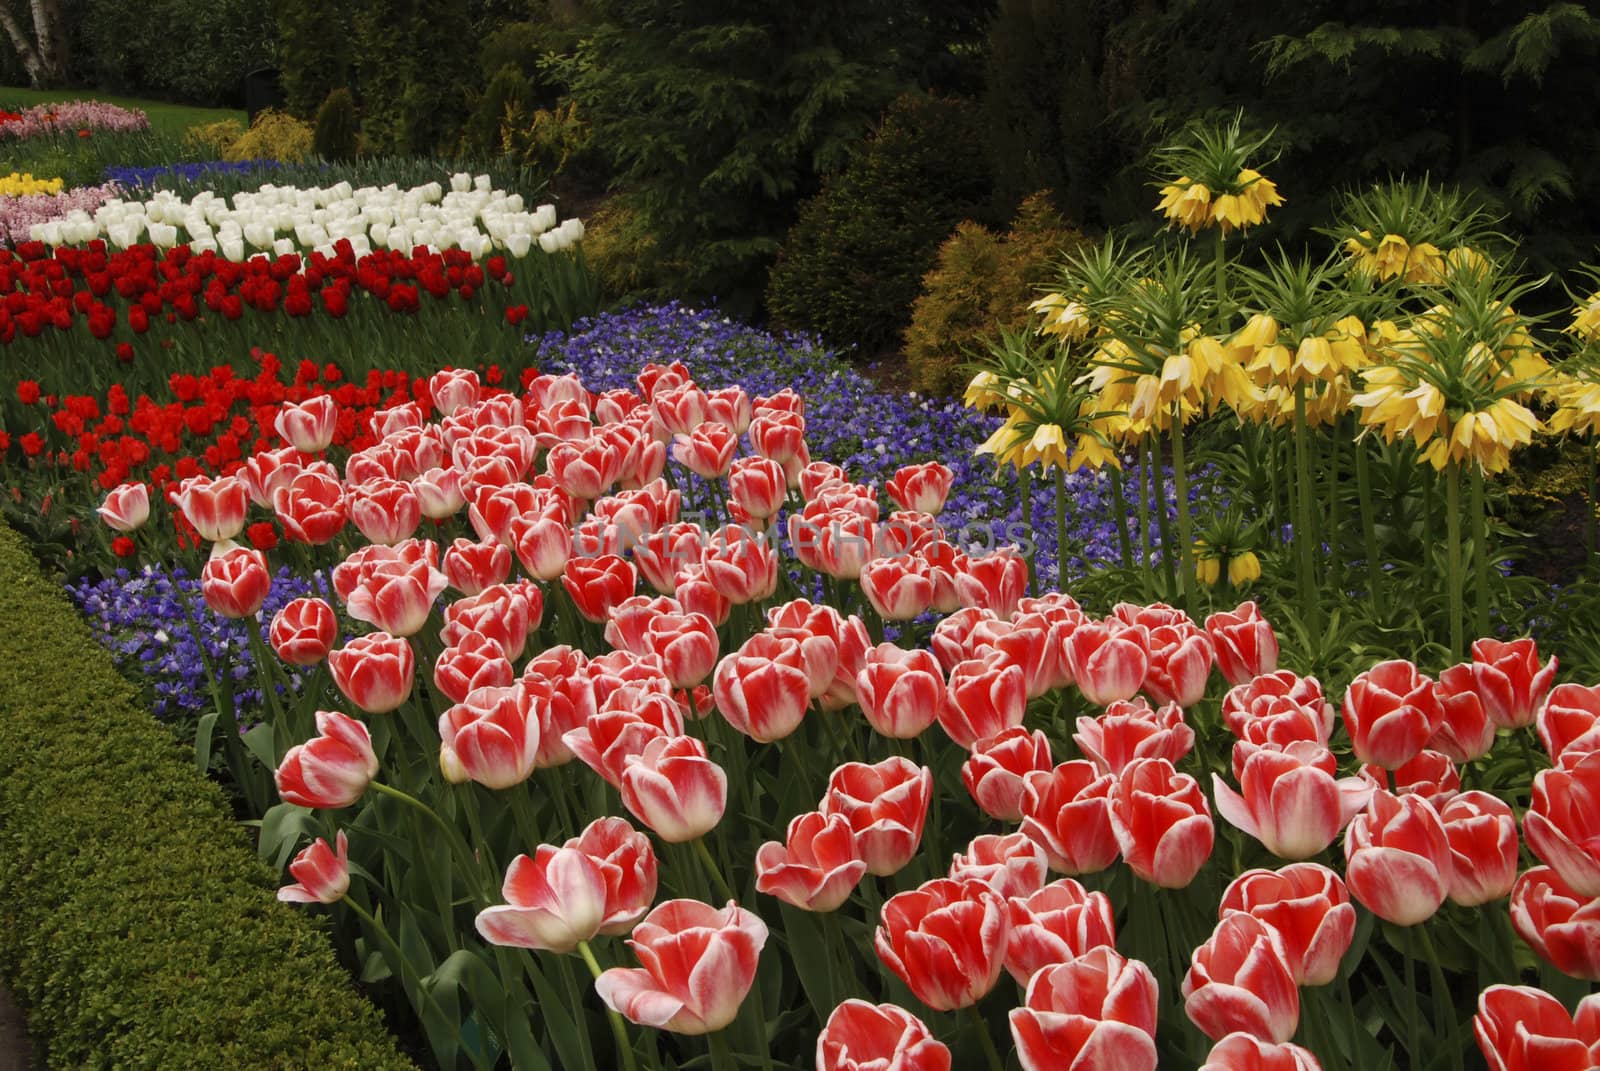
[{"x1": 0, "y1": 85, "x2": 243, "y2": 138}]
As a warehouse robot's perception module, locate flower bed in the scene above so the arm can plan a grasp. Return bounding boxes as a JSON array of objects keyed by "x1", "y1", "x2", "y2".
[
  {"x1": 0, "y1": 100, "x2": 150, "y2": 139},
  {"x1": 0, "y1": 238, "x2": 596, "y2": 387},
  {"x1": 0, "y1": 181, "x2": 122, "y2": 245},
  {"x1": 25, "y1": 174, "x2": 584, "y2": 259},
  {"x1": 52, "y1": 300, "x2": 1590, "y2": 1070}
]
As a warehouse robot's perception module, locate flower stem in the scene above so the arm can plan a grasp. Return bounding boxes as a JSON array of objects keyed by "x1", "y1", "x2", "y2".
[
  {"x1": 1445, "y1": 461, "x2": 1464, "y2": 660},
  {"x1": 1170, "y1": 405, "x2": 1197, "y2": 614},
  {"x1": 966, "y1": 1004, "x2": 1006, "y2": 1071},
  {"x1": 1150, "y1": 436, "x2": 1178, "y2": 600},
  {"x1": 1355, "y1": 435, "x2": 1385, "y2": 618},
  {"x1": 707, "y1": 1030, "x2": 738, "y2": 1071},
  {"x1": 1293, "y1": 384, "x2": 1319, "y2": 638},
  {"x1": 1053, "y1": 465, "x2": 1069, "y2": 589},
  {"x1": 1108, "y1": 464, "x2": 1134, "y2": 570},
  {"x1": 578, "y1": 941, "x2": 638, "y2": 1071},
  {"x1": 1016, "y1": 465, "x2": 1035, "y2": 598},
  {"x1": 1470, "y1": 465, "x2": 1488, "y2": 640},
  {"x1": 1588, "y1": 439, "x2": 1598, "y2": 567},
  {"x1": 693, "y1": 837, "x2": 738, "y2": 902},
  {"x1": 1136, "y1": 439, "x2": 1155, "y2": 599},
  {"x1": 1417, "y1": 924, "x2": 1465, "y2": 1071}
]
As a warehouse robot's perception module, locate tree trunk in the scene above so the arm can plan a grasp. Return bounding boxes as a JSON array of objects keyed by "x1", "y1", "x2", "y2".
[{"x1": 0, "y1": 5, "x2": 46, "y2": 86}]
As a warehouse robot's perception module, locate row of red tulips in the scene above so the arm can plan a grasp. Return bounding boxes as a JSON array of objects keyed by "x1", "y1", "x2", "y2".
[{"x1": 87, "y1": 362, "x2": 1598, "y2": 1069}]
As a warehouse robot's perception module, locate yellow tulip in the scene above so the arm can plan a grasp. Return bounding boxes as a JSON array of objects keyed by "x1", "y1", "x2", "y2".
[{"x1": 1022, "y1": 423, "x2": 1072, "y2": 471}]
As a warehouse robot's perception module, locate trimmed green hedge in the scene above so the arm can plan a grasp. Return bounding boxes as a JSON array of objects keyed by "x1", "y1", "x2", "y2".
[{"x1": 0, "y1": 524, "x2": 418, "y2": 1070}]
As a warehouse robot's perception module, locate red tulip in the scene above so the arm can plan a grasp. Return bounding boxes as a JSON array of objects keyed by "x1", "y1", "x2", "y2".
[
  {"x1": 1183, "y1": 914, "x2": 1299, "y2": 1043},
  {"x1": 1200, "y1": 1034, "x2": 1323, "y2": 1071},
  {"x1": 277, "y1": 830, "x2": 350, "y2": 904},
  {"x1": 619, "y1": 735, "x2": 728, "y2": 842},
  {"x1": 328, "y1": 631, "x2": 415, "y2": 714},
  {"x1": 876, "y1": 878, "x2": 1008, "y2": 1011},
  {"x1": 547, "y1": 436, "x2": 624, "y2": 499},
  {"x1": 1438, "y1": 790, "x2": 1518, "y2": 905},
  {"x1": 1429, "y1": 663, "x2": 1497, "y2": 763},
  {"x1": 930, "y1": 606, "x2": 995, "y2": 671},
  {"x1": 275, "y1": 710, "x2": 378, "y2": 809},
  {"x1": 97, "y1": 481, "x2": 149, "y2": 532},
  {"x1": 816, "y1": 999, "x2": 951, "y2": 1071},
  {"x1": 755, "y1": 811, "x2": 866, "y2": 911},
  {"x1": 595, "y1": 899, "x2": 769, "y2": 1035},
  {"x1": 1142, "y1": 623, "x2": 1214, "y2": 707},
  {"x1": 705, "y1": 386, "x2": 753, "y2": 434},
  {"x1": 562, "y1": 554, "x2": 638, "y2": 623},
  {"x1": 939, "y1": 652, "x2": 1026, "y2": 748},
  {"x1": 1342, "y1": 789, "x2": 1453, "y2": 925},
  {"x1": 885, "y1": 462, "x2": 955, "y2": 516},
  {"x1": 475, "y1": 843, "x2": 609, "y2": 952},
  {"x1": 860, "y1": 556, "x2": 934, "y2": 622},
  {"x1": 1008, "y1": 947, "x2": 1159, "y2": 1071},
  {"x1": 1540, "y1": 683, "x2": 1600, "y2": 768},
  {"x1": 441, "y1": 582, "x2": 539, "y2": 662},
  {"x1": 347, "y1": 477, "x2": 422, "y2": 546},
  {"x1": 1470, "y1": 637, "x2": 1556, "y2": 730},
  {"x1": 567, "y1": 817, "x2": 658, "y2": 935},
  {"x1": 750, "y1": 410, "x2": 808, "y2": 467},
  {"x1": 1222, "y1": 671, "x2": 1332, "y2": 743},
  {"x1": 413, "y1": 466, "x2": 467, "y2": 519},
  {"x1": 969, "y1": 617, "x2": 1055, "y2": 698},
  {"x1": 640, "y1": 610, "x2": 719, "y2": 689},
  {"x1": 1473, "y1": 984, "x2": 1600, "y2": 1071},
  {"x1": 276, "y1": 395, "x2": 339, "y2": 453},
  {"x1": 700, "y1": 524, "x2": 779, "y2": 604},
  {"x1": 728, "y1": 456, "x2": 787, "y2": 520},
  {"x1": 201, "y1": 546, "x2": 271, "y2": 619},
  {"x1": 1110, "y1": 758, "x2": 1214, "y2": 889},
  {"x1": 437, "y1": 685, "x2": 542, "y2": 789},
  {"x1": 1376, "y1": 747, "x2": 1460, "y2": 804},
  {"x1": 1065, "y1": 621, "x2": 1149, "y2": 707},
  {"x1": 1511, "y1": 866, "x2": 1600, "y2": 981},
  {"x1": 1074, "y1": 698, "x2": 1194, "y2": 776},
  {"x1": 713, "y1": 636, "x2": 812, "y2": 743},
  {"x1": 1218, "y1": 864, "x2": 1355, "y2": 987},
  {"x1": 563, "y1": 693, "x2": 683, "y2": 786},
  {"x1": 1213, "y1": 742, "x2": 1373, "y2": 861},
  {"x1": 820, "y1": 758, "x2": 932, "y2": 876},
  {"x1": 272, "y1": 470, "x2": 347, "y2": 545},
  {"x1": 671, "y1": 421, "x2": 738, "y2": 478},
  {"x1": 1526, "y1": 752, "x2": 1600, "y2": 898},
  {"x1": 1205, "y1": 602, "x2": 1281, "y2": 686},
  {"x1": 953, "y1": 550, "x2": 1027, "y2": 621},
  {"x1": 434, "y1": 632, "x2": 514, "y2": 706},
  {"x1": 429, "y1": 368, "x2": 481, "y2": 415},
  {"x1": 171, "y1": 474, "x2": 248, "y2": 543},
  {"x1": 820, "y1": 612, "x2": 872, "y2": 711},
  {"x1": 443, "y1": 538, "x2": 512, "y2": 596},
  {"x1": 1019, "y1": 762, "x2": 1119, "y2": 876},
  {"x1": 962, "y1": 727, "x2": 1053, "y2": 822},
  {"x1": 654, "y1": 385, "x2": 708, "y2": 438},
  {"x1": 949, "y1": 832, "x2": 1050, "y2": 899},
  {"x1": 270, "y1": 596, "x2": 338, "y2": 666},
  {"x1": 1004, "y1": 878, "x2": 1118, "y2": 987},
  {"x1": 857, "y1": 643, "x2": 946, "y2": 739},
  {"x1": 1341, "y1": 660, "x2": 1444, "y2": 770},
  {"x1": 345, "y1": 557, "x2": 447, "y2": 638}
]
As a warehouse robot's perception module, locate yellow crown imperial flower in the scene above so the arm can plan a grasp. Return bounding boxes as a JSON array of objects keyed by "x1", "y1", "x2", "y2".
[
  {"x1": 1567, "y1": 291, "x2": 1600, "y2": 342},
  {"x1": 1030, "y1": 292, "x2": 1094, "y2": 341},
  {"x1": 1228, "y1": 550, "x2": 1262, "y2": 586},
  {"x1": 964, "y1": 371, "x2": 1007, "y2": 412},
  {"x1": 1021, "y1": 423, "x2": 1073, "y2": 471},
  {"x1": 1157, "y1": 177, "x2": 1213, "y2": 233}
]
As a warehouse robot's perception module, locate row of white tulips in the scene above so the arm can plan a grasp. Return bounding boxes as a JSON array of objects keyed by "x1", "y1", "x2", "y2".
[{"x1": 27, "y1": 173, "x2": 584, "y2": 260}]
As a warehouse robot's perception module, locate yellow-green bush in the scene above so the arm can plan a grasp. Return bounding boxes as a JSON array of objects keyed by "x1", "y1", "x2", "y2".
[
  {"x1": 224, "y1": 109, "x2": 314, "y2": 163},
  {"x1": 185, "y1": 118, "x2": 245, "y2": 158},
  {"x1": 904, "y1": 192, "x2": 1085, "y2": 395},
  {"x1": 583, "y1": 196, "x2": 683, "y2": 305}
]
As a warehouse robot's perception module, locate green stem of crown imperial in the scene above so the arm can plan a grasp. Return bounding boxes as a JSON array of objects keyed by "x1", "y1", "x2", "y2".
[
  {"x1": 1445, "y1": 462, "x2": 1464, "y2": 660},
  {"x1": 1170, "y1": 404, "x2": 1197, "y2": 614},
  {"x1": 1053, "y1": 464, "x2": 1070, "y2": 590},
  {"x1": 1293, "y1": 384, "x2": 1320, "y2": 638},
  {"x1": 1470, "y1": 464, "x2": 1488, "y2": 640}
]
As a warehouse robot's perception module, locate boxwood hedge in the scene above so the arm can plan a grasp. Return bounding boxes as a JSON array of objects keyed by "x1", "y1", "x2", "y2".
[{"x1": 0, "y1": 523, "x2": 418, "y2": 1070}]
